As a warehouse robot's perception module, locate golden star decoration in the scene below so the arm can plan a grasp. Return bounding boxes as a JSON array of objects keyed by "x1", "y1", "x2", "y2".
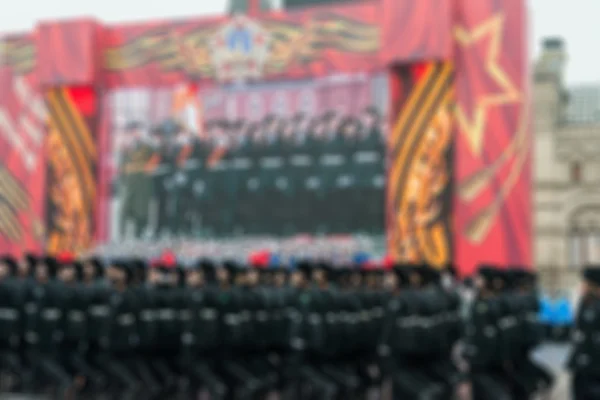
[{"x1": 453, "y1": 14, "x2": 521, "y2": 157}]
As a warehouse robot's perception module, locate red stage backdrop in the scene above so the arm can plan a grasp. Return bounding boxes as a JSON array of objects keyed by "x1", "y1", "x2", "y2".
[
  {"x1": 0, "y1": 35, "x2": 46, "y2": 256},
  {"x1": 0, "y1": 0, "x2": 530, "y2": 275},
  {"x1": 99, "y1": 0, "x2": 451, "y2": 87},
  {"x1": 453, "y1": 0, "x2": 530, "y2": 275}
]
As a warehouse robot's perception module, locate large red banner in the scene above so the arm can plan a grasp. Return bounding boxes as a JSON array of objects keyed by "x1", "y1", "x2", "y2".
[
  {"x1": 453, "y1": 0, "x2": 531, "y2": 275},
  {"x1": 0, "y1": 34, "x2": 46, "y2": 256},
  {"x1": 99, "y1": 0, "x2": 451, "y2": 88}
]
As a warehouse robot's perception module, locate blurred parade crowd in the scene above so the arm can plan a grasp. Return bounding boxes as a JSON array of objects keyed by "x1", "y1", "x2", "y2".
[
  {"x1": 0, "y1": 250, "x2": 595, "y2": 400},
  {"x1": 115, "y1": 106, "x2": 386, "y2": 240}
]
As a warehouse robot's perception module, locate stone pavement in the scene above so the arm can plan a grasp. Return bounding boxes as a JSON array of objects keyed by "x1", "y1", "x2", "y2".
[
  {"x1": 533, "y1": 343, "x2": 571, "y2": 400},
  {"x1": 0, "y1": 343, "x2": 575, "y2": 400}
]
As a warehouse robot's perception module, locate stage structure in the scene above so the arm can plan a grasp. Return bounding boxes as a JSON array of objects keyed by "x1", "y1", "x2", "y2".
[{"x1": 0, "y1": 0, "x2": 530, "y2": 276}]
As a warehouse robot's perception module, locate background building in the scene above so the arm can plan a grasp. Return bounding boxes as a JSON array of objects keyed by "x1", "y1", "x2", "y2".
[{"x1": 534, "y1": 37, "x2": 600, "y2": 292}]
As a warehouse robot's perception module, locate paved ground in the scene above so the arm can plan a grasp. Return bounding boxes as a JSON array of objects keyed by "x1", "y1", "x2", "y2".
[
  {"x1": 533, "y1": 343, "x2": 571, "y2": 399},
  {"x1": 0, "y1": 343, "x2": 574, "y2": 400}
]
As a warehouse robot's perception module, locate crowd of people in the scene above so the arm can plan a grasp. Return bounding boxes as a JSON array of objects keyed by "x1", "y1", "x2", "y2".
[
  {"x1": 116, "y1": 107, "x2": 386, "y2": 240},
  {"x1": 0, "y1": 250, "x2": 576, "y2": 399}
]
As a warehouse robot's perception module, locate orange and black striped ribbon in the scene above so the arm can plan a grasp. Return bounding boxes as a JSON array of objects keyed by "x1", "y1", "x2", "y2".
[
  {"x1": 45, "y1": 88, "x2": 96, "y2": 253},
  {"x1": 0, "y1": 167, "x2": 30, "y2": 242},
  {"x1": 387, "y1": 63, "x2": 454, "y2": 267}
]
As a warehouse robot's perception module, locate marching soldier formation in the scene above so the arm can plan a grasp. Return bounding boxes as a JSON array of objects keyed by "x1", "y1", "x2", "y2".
[
  {"x1": 463, "y1": 266, "x2": 554, "y2": 399},
  {"x1": 117, "y1": 108, "x2": 386, "y2": 239},
  {"x1": 567, "y1": 267, "x2": 600, "y2": 399},
  {"x1": 0, "y1": 251, "x2": 565, "y2": 399}
]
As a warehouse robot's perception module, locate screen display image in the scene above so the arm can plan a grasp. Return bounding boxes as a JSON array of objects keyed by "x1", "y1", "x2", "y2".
[{"x1": 104, "y1": 74, "x2": 389, "y2": 245}]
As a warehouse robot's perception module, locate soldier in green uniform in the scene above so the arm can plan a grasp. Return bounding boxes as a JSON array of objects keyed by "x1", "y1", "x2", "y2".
[
  {"x1": 282, "y1": 113, "x2": 311, "y2": 235},
  {"x1": 417, "y1": 266, "x2": 464, "y2": 397},
  {"x1": 56, "y1": 255, "x2": 103, "y2": 396},
  {"x1": 151, "y1": 260, "x2": 182, "y2": 396},
  {"x1": 286, "y1": 261, "x2": 337, "y2": 400},
  {"x1": 179, "y1": 261, "x2": 226, "y2": 399},
  {"x1": 256, "y1": 115, "x2": 283, "y2": 234},
  {"x1": 215, "y1": 261, "x2": 262, "y2": 399},
  {"x1": 568, "y1": 266, "x2": 600, "y2": 399},
  {"x1": 503, "y1": 269, "x2": 553, "y2": 399},
  {"x1": 275, "y1": 117, "x2": 297, "y2": 235},
  {"x1": 27, "y1": 256, "x2": 75, "y2": 398},
  {"x1": 464, "y1": 266, "x2": 512, "y2": 400},
  {"x1": 234, "y1": 122, "x2": 258, "y2": 235},
  {"x1": 118, "y1": 121, "x2": 155, "y2": 239},
  {"x1": 97, "y1": 261, "x2": 142, "y2": 399},
  {"x1": 357, "y1": 106, "x2": 386, "y2": 234},
  {"x1": 186, "y1": 126, "x2": 212, "y2": 237},
  {"x1": 127, "y1": 260, "x2": 163, "y2": 398},
  {"x1": 151, "y1": 119, "x2": 181, "y2": 238},
  {"x1": 300, "y1": 118, "x2": 325, "y2": 234},
  {"x1": 316, "y1": 111, "x2": 343, "y2": 233},
  {"x1": 171, "y1": 125, "x2": 195, "y2": 237},
  {"x1": 0, "y1": 256, "x2": 26, "y2": 389},
  {"x1": 334, "y1": 117, "x2": 361, "y2": 233},
  {"x1": 204, "y1": 120, "x2": 231, "y2": 236},
  {"x1": 225, "y1": 120, "x2": 251, "y2": 236}
]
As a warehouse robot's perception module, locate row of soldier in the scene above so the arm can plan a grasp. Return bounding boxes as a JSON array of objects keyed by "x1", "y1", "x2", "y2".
[
  {"x1": 0, "y1": 252, "x2": 554, "y2": 399},
  {"x1": 568, "y1": 267, "x2": 600, "y2": 399},
  {"x1": 462, "y1": 267, "x2": 554, "y2": 399},
  {"x1": 117, "y1": 109, "x2": 385, "y2": 240}
]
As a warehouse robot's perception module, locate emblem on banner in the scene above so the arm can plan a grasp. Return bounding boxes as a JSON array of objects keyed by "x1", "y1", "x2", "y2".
[{"x1": 209, "y1": 15, "x2": 271, "y2": 83}]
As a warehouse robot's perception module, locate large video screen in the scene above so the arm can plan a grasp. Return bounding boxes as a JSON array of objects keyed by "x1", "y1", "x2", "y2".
[{"x1": 102, "y1": 73, "x2": 389, "y2": 243}]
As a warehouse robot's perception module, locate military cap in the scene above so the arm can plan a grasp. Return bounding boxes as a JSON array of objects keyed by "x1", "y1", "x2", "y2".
[
  {"x1": 523, "y1": 270, "x2": 538, "y2": 286},
  {"x1": 223, "y1": 260, "x2": 243, "y2": 276},
  {"x1": 262, "y1": 114, "x2": 276, "y2": 125},
  {"x1": 583, "y1": 266, "x2": 600, "y2": 286},
  {"x1": 477, "y1": 265, "x2": 504, "y2": 290},
  {"x1": 0, "y1": 255, "x2": 17, "y2": 274},
  {"x1": 197, "y1": 259, "x2": 216, "y2": 281},
  {"x1": 501, "y1": 269, "x2": 519, "y2": 290},
  {"x1": 292, "y1": 112, "x2": 306, "y2": 122},
  {"x1": 404, "y1": 263, "x2": 425, "y2": 278},
  {"x1": 391, "y1": 265, "x2": 409, "y2": 285},
  {"x1": 43, "y1": 256, "x2": 58, "y2": 276},
  {"x1": 129, "y1": 258, "x2": 148, "y2": 281},
  {"x1": 110, "y1": 259, "x2": 134, "y2": 281},
  {"x1": 296, "y1": 260, "x2": 313, "y2": 279},
  {"x1": 334, "y1": 265, "x2": 353, "y2": 284},
  {"x1": 477, "y1": 265, "x2": 500, "y2": 281},
  {"x1": 197, "y1": 259, "x2": 215, "y2": 272},
  {"x1": 507, "y1": 268, "x2": 526, "y2": 287},
  {"x1": 363, "y1": 105, "x2": 380, "y2": 117},
  {"x1": 24, "y1": 252, "x2": 41, "y2": 267},
  {"x1": 315, "y1": 261, "x2": 335, "y2": 280},
  {"x1": 510, "y1": 268, "x2": 537, "y2": 289},
  {"x1": 124, "y1": 121, "x2": 143, "y2": 131},
  {"x1": 444, "y1": 263, "x2": 458, "y2": 278},
  {"x1": 230, "y1": 119, "x2": 244, "y2": 130},
  {"x1": 421, "y1": 266, "x2": 442, "y2": 286},
  {"x1": 83, "y1": 256, "x2": 105, "y2": 272},
  {"x1": 321, "y1": 110, "x2": 336, "y2": 121},
  {"x1": 162, "y1": 118, "x2": 182, "y2": 135}
]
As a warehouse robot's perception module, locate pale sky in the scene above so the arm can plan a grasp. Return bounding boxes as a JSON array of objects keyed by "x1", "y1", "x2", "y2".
[{"x1": 0, "y1": 0, "x2": 597, "y2": 85}]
